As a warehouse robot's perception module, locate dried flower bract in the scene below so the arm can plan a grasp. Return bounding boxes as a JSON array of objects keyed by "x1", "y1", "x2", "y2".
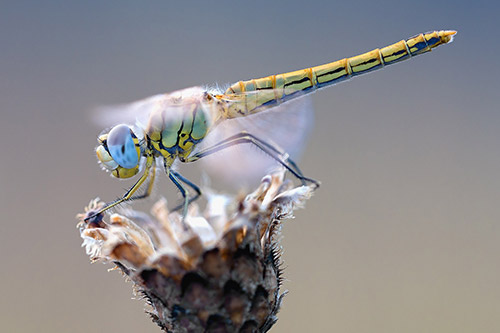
[{"x1": 77, "y1": 172, "x2": 315, "y2": 332}]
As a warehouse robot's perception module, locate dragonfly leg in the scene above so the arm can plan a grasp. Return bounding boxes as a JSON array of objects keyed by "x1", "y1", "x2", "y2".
[
  {"x1": 171, "y1": 170, "x2": 202, "y2": 212},
  {"x1": 183, "y1": 131, "x2": 319, "y2": 187},
  {"x1": 85, "y1": 153, "x2": 155, "y2": 222},
  {"x1": 129, "y1": 163, "x2": 156, "y2": 201},
  {"x1": 242, "y1": 132, "x2": 306, "y2": 180},
  {"x1": 167, "y1": 169, "x2": 201, "y2": 218}
]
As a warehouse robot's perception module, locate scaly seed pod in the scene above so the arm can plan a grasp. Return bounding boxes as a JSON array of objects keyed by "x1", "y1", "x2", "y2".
[{"x1": 77, "y1": 172, "x2": 315, "y2": 332}]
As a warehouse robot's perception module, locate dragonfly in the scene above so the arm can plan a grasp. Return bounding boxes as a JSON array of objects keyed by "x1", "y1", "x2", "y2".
[{"x1": 87, "y1": 30, "x2": 456, "y2": 221}]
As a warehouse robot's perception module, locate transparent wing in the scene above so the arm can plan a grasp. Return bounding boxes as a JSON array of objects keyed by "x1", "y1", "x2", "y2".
[
  {"x1": 91, "y1": 94, "x2": 167, "y2": 130},
  {"x1": 195, "y1": 95, "x2": 314, "y2": 188},
  {"x1": 91, "y1": 86, "x2": 208, "y2": 131}
]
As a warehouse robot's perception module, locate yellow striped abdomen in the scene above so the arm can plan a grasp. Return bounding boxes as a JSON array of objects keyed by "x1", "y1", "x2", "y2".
[{"x1": 222, "y1": 30, "x2": 456, "y2": 118}]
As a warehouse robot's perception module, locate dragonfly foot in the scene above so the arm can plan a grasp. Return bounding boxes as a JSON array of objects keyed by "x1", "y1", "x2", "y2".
[{"x1": 82, "y1": 209, "x2": 106, "y2": 227}]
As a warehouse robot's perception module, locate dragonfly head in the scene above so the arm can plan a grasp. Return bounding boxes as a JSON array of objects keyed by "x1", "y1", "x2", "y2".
[{"x1": 95, "y1": 124, "x2": 141, "y2": 178}]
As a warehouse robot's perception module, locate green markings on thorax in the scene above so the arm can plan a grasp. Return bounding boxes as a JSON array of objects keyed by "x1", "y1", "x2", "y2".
[
  {"x1": 146, "y1": 104, "x2": 209, "y2": 160},
  {"x1": 191, "y1": 107, "x2": 208, "y2": 140}
]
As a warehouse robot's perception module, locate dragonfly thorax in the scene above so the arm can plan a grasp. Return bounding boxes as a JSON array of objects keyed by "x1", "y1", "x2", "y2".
[{"x1": 145, "y1": 89, "x2": 212, "y2": 166}]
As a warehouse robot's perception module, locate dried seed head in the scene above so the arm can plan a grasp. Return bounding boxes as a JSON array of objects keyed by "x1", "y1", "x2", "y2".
[{"x1": 77, "y1": 172, "x2": 315, "y2": 332}]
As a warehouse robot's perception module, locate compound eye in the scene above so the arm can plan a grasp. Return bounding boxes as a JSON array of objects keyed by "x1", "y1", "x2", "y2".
[{"x1": 107, "y1": 124, "x2": 139, "y2": 169}]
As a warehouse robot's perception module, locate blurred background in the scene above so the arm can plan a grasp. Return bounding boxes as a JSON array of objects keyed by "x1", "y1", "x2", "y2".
[{"x1": 1, "y1": 0, "x2": 499, "y2": 332}]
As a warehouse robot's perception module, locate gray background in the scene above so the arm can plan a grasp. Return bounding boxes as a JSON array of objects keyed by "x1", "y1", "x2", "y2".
[{"x1": 1, "y1": 0, "x2": 499, "y2": 332}]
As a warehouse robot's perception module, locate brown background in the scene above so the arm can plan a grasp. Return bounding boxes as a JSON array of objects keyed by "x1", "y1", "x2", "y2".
[{"x1": 2, "y1": 1, "x2": 499, "y2": 332}]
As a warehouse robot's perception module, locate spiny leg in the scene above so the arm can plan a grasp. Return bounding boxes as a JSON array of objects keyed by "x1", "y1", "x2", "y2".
[
  {"x1": 170, "y1": 170, "x2": 202, "y2": 212},
  {"x1": 195, "y1": 131, "x2": 306, "y2": 179},
  {"x1": 183, "y1": 131, "x2": 319, "y2": 187},
  {"x1": 164, "y1": 160, "x2": 202, "y2": 217},
  {"x1": 85, "y1": 153, "x2": 155, "y2": 221},
  {"x1": 166, "y1": 171, "x2": 189, "y2": 219},
  {"x1": 187, "y1": 134, "x2": 315, "y2": 186},
  {"x1": 130, "y1": 163, "x2": 156, "y2": 201}
]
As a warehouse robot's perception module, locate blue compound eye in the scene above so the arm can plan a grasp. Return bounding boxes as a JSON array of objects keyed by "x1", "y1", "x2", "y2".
[{"x1": 107, "y1": 124, "x2": 139, "y2": 169}]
